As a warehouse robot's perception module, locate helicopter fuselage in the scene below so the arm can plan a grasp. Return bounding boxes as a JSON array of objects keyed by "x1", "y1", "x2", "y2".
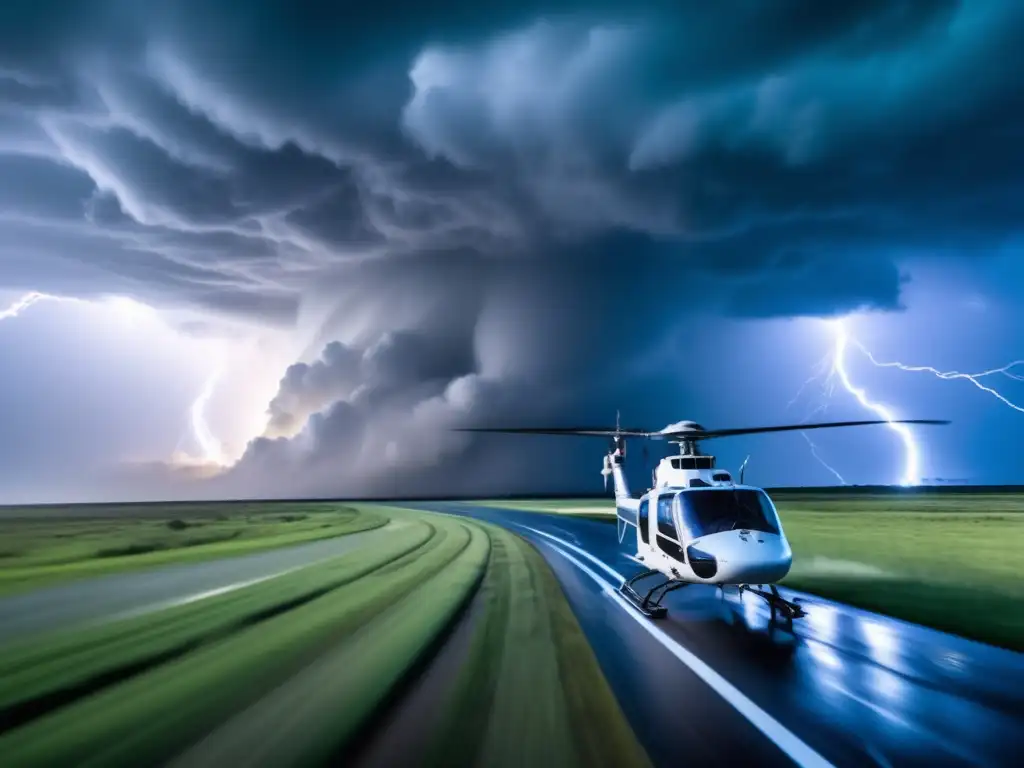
[{"x1": 610, "y1": 451, "x2": 793, "y2": 586}]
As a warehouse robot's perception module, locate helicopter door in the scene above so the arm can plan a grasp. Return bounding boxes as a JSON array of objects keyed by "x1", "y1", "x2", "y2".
[
  {"x1": 654, "y1": 493, "x2": 686, "y2": 562},
  {"x1": 637, "y1": 499, "x2": 650, "y2": 545}
]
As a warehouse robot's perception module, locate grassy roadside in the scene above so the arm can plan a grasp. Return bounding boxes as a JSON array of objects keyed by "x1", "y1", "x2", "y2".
[
  {"x1": 0, "y1": 520, "x2": 434, "y2": 723},
  {"x1": 0, "y1": 511, "x2": 488, "y2": 766},
  {"x1": 168, "y1": 521, "x2": 492, "y2": 767},
  {"x1": 479, "y1": 494, "x2": 1024, "y2": 650},
  {"x1": 426, "y1": 522, "x2": 651, "y2": 768},
  {"x1": 0, "y1": 505, "x2": 651, "y2": 766},
  {"x1": 0, "y1": 503, "x2": 388, "y2": 595},
  {"x1": 774, "y1": 494, "x2": 1024, "y2": 650}
]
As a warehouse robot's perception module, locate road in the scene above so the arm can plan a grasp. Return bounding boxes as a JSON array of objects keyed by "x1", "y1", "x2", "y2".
[
  {"x1": 0, "y1": 523, "x2": 397, "y2": 645},
  {"x1": 415, "y1": 502, "x2": 1024, "y2": 768},
  {"x1": 2, "y1": 505, "x2": 1022, "y2": 767}
]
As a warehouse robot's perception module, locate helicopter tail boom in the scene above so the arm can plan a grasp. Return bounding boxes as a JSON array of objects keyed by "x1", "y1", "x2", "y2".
[{"x1": 602, "y1": 438, "x2": 640, "y2": 545}]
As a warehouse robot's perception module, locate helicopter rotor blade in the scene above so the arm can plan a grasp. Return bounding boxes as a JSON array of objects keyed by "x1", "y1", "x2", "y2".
[
  {"x1": 663, "y1": 419, "x2": 950, "y2": 441},
  {"x1": 454, "y1": 426, "x2": 653, "y2": 438},
  {"x1": 456, "y1": 418, "x2": 949, "y2": 441}
]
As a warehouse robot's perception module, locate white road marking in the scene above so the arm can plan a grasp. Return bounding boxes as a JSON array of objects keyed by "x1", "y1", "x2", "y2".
[
  {"x1": 507, "y1": 519, "x2": 989, "y2": 768},
  {"x1": 522, "y1": 525, "x2": 627, "y2": 581},
  {"x1": 519, "y1": 524, "x2": 835, "y2": 768}
]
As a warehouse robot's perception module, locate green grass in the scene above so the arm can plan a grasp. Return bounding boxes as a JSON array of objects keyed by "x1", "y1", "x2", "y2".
[
  {"x1": 160, "y1": 515, "x2": 492, "y2": 767},
  {"x1": 479, "y1": 492, "x2": 1024, "y2": 651},
  {"x1": 0, "y1": 505, "x2": 650, "y2": 767},
  {"x1": 426, "y1": 522, "x2": 650, "y2": 768},
  {"x1": 0, "y1": 519, "x2": 435, "y2": 717},
  {"x1": 0, "y1": 509, "x2": 484, "y2": 765},
  {"x1": 0, "y1": 502, "x2": 388, "y2": 595},
  {"x1": 772, "y1": 493, "x2": 1024, "y2": 650}
]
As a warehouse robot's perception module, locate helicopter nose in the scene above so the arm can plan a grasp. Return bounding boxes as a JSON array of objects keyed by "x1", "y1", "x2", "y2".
[{"x1": 687, "y1": 531, "x2": 792, "y2": 584}]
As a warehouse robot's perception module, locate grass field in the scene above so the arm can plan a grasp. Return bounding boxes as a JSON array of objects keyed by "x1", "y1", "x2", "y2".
[
  {"x1": 0, "y1": 502, "x2": 387, "y2": 595},
  {"x1": 425, "y1": 522, "x2": 650, "y2": 768},
  {"x1": 0, "y1": 503, "x2": 649, "y2": 767},
  {"x1": 480, "y1": 493, "x2": 1024, "y2": 651},
  {"x1": 773, "y1": 493, "x2": 1024, "y2": 650}
]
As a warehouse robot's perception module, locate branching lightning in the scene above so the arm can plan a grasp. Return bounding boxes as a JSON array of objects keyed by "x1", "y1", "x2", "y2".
[
  {"x1": 789, "y1": 353, "x2": 850, "y2": 485},
  {"x1": 800, "y1": 431, "x2": 847, "y2": 485},
  {"x1": 845, "y1": 337, "x2": 1024, "y2": 414},
  {"x1": 791, "y1": 317, "x2": 1023, "y2": 486},
  {"x1": 830, "y1": 321, "x2": 921, "y2": 486}
]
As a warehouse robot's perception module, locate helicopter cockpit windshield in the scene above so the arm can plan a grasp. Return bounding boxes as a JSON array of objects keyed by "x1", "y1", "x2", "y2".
[{"x1": 677, "y1": 489, "x2": 780, "y2": 538}]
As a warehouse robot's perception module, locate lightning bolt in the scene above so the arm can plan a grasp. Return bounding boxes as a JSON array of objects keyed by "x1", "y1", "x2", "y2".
[
  {"x1": 789, "y1": 354, "x2": 848, "y2": 485},
  {"x1": 792, "y1": 317, "x2": 1023, "y2": 486},
  {"x1": 845, "y1": 337, "x2": 1024, "y2": 414},
  {"x1": 0, "y1": 292, "x2": 47, "y2": 319},
  {"x1": 4, "y1": 291, "x2": 229, "y2": 468},
  {"x1": 191, "y1": 368, "x2": 225, "y2": 465},
  {"x1": 0, "y1": 291, "x2": 79, "y2": 320},
  {"x1": 800, "y1": 431, "x2": 847, "y2": 485},
  {"x1": 830, "y1": 320, "x2": 921, "y2": 486}
]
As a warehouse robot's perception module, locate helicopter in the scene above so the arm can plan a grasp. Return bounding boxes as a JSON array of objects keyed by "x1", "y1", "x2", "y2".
[{"x1": 458, "y1": 416, "x2": 948, "y2": 622}]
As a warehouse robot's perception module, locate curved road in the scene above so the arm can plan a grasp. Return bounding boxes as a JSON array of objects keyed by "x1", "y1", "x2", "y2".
[
  {"x1": 414, "y1": 502, "x2": 1024, "y2": 768},
  {"x1": 1, "y1": 505, "x2": 1022, "y2": 767}
]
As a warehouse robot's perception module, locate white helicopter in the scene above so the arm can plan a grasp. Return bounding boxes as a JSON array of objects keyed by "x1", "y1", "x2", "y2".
[{"x1": 460, "y1": 416, "x2": 948, "y2": 621}]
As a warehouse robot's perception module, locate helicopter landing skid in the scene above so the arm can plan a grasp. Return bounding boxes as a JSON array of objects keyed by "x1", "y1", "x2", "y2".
[
  {"x1": 618, "y1": 569, "x2": 689, "y2": 619},
  {"x1": 738, "y1": 584, "x2": 806, "y2": 622}
]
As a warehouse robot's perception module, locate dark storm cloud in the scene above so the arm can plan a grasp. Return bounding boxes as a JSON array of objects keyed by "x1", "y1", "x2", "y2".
[
  {"x1": 2, "y1": 0, "x2": 1024, "y2": 497},
  {"x1": 8, "y1": 0, "x2": 1006, "y2": 310}
]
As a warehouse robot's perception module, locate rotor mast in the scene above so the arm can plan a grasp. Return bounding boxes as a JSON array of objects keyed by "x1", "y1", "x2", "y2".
[
  {"x1": 663, "y1": 421, "x2": 706, "y2": 459},
  {"x1": 673, "y1": 435, "x2": 703, "y2": 457}
]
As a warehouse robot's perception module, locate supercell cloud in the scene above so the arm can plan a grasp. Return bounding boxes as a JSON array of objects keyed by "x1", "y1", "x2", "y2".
[{"x1": 2, "y1": 1, "x2": 1024, "y2": 501}]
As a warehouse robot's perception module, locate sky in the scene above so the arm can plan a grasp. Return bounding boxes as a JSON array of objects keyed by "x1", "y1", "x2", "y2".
[{"x1": 2, "y1": 0, "x2": 1024, "y2": 503}]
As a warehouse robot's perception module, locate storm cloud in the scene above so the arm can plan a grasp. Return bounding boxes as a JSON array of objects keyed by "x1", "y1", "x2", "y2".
[{"x1": 2, "y1": 0, "x2": 1024, "y2": 500}]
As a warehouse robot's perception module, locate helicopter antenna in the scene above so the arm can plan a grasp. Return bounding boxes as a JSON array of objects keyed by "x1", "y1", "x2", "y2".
[{"x1": 739, "y1": 454, "x2": 750, "y2": 484}]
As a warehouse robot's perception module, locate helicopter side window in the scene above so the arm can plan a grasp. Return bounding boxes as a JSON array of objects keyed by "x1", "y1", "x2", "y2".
[
  {"x1": 638, "y1": 499, "x2": 650, "y2": 544},
  {"x1": 655, "y1": 494, "x2": 686, "y2": 561},
  {"x1": 656, "y1": 494, "x2": 677, "y2": 538},
  {"x1": 658, "y1": 537, "x2": 685, "y2": 561}
]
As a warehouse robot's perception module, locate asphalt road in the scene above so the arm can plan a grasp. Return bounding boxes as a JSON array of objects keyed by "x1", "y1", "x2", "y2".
[
  {"x1": 2, "y1": 504, "x2": 1022, "y2": 767},
  {"x1": 0, "y1": 523, "x2": 397, "y2": 645},
  {"x1": 415, "y1": 502, "x2": 1024, "y2": 768}
]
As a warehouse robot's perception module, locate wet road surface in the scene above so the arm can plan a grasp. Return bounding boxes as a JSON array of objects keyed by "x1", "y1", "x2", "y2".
[{"x1": 413, "y1": 502, "x2": 1024, "y2": 768}]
